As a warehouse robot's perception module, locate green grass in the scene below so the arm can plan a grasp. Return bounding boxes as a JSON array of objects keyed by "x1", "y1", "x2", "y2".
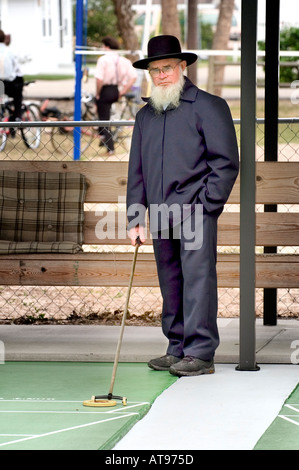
[
  {"x1": 24, "y1": 74, "x2": 75, "y2": 81},
  {"x1": 227, "y1": 99, "x2": 299, "y2": 146},
  {"x1": 227, "y1": 98, "x2": 299, "y2": 120}
]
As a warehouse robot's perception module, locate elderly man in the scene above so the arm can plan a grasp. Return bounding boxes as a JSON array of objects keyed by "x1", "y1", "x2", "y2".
[{"x1": 126, "y1": 35, "x2": 239, "y2": 377}]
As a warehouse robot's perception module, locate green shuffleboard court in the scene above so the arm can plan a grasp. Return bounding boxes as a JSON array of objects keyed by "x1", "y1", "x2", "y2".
[
  {"x1": 0, "y1": 362, "x2": 177, "y2": 450},
  {"x1": 255, "y1": 382, "x2": 299, "y2": 450}
]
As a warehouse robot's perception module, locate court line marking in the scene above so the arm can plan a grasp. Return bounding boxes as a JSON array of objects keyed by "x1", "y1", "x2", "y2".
[
  {"x1": 0, "y1": 400, "x2": 150, "y2": 406},
  {"x1": 278, "y1": 404, "x2": 299, "y2": 427},
  {"x1": 0, "y1": 412, "x2": 138, "y2": 448},
  {"x1": 0, "y1": 399, "x2": 149, "y2": 406},
  {"x1": 284, "y1": 404, "x2": 299, "y2": 413},
  {"x1": 0, "y1": 402, "x2": 150, "y2": 415},
  {"x1": 0, "y1": 410, "x2": 140, "y2": 415},
  {"x1": 278, "y1": 415, "x2": 299, "y2": 427}
]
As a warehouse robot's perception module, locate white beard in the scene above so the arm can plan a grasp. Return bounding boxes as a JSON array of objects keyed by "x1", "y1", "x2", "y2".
[{"x1": 150, "y1": 70, "x2": 185, "y2": 115}]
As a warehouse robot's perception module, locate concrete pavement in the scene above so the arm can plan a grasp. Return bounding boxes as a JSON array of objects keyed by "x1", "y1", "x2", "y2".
[{"x1": 1, "y1": 318, "x2": 298, "y2": 364}]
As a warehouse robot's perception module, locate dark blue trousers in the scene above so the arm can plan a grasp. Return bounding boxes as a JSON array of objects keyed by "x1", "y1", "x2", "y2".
[{"x1": 152, "y1": 212, "x2": 219, "y2": 361}]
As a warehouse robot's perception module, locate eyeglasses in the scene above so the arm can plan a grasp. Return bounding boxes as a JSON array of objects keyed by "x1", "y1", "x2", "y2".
[{"x1": 148, "y1": 61, "x2": 181, "y2": 78}]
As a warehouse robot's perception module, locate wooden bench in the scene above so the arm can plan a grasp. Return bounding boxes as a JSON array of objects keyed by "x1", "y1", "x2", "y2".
[{"x1": 0, "y1": 160, "x2": 298, "y2": 295}]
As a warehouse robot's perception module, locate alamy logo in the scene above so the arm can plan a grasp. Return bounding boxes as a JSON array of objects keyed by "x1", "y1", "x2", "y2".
[
  {"x1": 290, "y1": 340, "x2": 299, "y2": 365},
  {"x1": 0, "y1": 340, "x2": 4, "y2": 364},
  {"x1": 291, "y1": 80, "x2": 299, "y2": 105},
  {"x1": 95, "y1": 197, "x2": 203, "y2": 250}
]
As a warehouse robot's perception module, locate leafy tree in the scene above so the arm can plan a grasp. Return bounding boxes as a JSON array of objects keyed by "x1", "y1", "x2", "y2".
[
  {"x1": 200, "y1": 22, "x2": 214, "y2": 50},
  {"x1": 179, "y1": 11, "x2": 214, "y2": 49},
  {"x1": 76, "y1": 0, "x2": 139, "y2": 54},
  {"x1": 81, "y1": 0, "x2": 118, "y2": 47},
  {"x1": 279, "y1": 27, "x2": 299, "y2": 82},
  {"x1": 259, "y1": 27, "x2": 299, "y2": 83}
]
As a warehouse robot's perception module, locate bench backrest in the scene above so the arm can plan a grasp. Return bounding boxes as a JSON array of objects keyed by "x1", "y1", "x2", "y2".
[{"x1": 1, "y1": 160, "x2": 299, "y2": 248}]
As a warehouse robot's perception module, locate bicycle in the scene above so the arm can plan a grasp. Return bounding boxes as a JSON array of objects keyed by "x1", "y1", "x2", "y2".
[
  {"x1": 38, "y1": 92, "x2": 98, "y2": 156},
  {"x1": 0, "y1": 81, "x2": 41, "y2": 152},
  {"x1": 38, "y1": 90, "x2": 140, "y2": 156},
  {"x1": 110, "y1": 91, "x2": 140, "y2": 122},
  {"x1": 109, "y1": 91, "x2": 140, "y2": 144}
]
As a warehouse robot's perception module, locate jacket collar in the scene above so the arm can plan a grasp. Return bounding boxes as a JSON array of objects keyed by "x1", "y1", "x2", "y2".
[
  {"x1": 142, "y1": 76, "x2": 198, "y2": 106},
  {"x1": 181, "y1": 76, "x2": 198, "y2": 102}
]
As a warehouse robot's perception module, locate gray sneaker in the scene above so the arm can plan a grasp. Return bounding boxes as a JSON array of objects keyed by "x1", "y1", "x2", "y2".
[
  {"x1": 169, "y1": 356, "x2": 215, "y2": 377},
  {"x1": 148, "y1": 354, "x2": 181, "y2": 371}
]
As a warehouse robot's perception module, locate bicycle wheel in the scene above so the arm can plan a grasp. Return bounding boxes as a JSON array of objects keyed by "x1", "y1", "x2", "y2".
[
  {"x1": 0, "y1": 106, "x2": 11, "y2": 152},
  {"x1": 110, "y1": 97, "x2": 136, "y2": 147},
  {"x1": 119, "y1": 97, "x2": 137, "y2": 121},
  {"x1": 50, "y1": 116, "x2": 74, "y2": 157},
  {"x1": 0, "y1": 127, "x2": 7, "y2": 151},
  {"x1": 81, "y1": 108, "x2": 98, "y2": 152},
  {"x1": 50, "y1": 111, "x2": 96, "y2": 157},
  {"x1": 20, "y1": 104, "x2": 41, "y2": 149},
  {"x1": 110, "y1": 101, "x2": 124, "y2": 143}
]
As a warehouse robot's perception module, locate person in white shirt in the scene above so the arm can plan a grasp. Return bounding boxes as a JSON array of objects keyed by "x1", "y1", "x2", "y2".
[
  {"x1": 95, "y1": 36, "x2": 137, "y2": 154},
  {"x1": 0, "y1": 29, "x2": 23, "y2": 120}
]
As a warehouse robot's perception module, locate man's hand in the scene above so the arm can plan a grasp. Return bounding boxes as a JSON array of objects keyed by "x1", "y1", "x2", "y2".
[{"x1": 128, "y1": 226, "x2": 146, "y2": 246}]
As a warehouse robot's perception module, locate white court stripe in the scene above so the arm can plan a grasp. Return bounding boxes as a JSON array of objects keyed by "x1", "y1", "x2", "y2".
[
  {"x1": 0, "y1": 401, "x2": 149, "y2": 415},
  {"x1": 0, "y1": 434, "x2": 35, "y2": 437},
  {"x1": 110, "y1": 402, "x2": 150, "y2": 412},
  {"x1": 278, "y1": 415, "x2": 299, "y2": 427},
  {"x1": 0, "y1": 412, "x2": 137, "y2": 448},
  {"x1": 0, "y1": 410, "x2": 139, "y2": 415},
  {"x1": 0, "y1": 400, "x2": 83, "y2": 403},
  {"x1": 285, "y1": 404, "x2": 299, "y2": 413},
  {"x1": 0, "y1": 399, "x2": 150, "y2": 406}
]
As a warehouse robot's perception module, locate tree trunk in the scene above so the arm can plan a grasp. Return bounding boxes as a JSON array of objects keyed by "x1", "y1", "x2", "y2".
[
  {"x1": 161, "y1": 0, "x2": 181, "y2": 40},
  {"x1": 207, "y1": 0, "x2": 235, "y2": 96},
  {"x1": 112, "y1": 0, "x2": 139, "y2": 60},
  {"x1": 187, "y1": 0, "x2": 198, "y2": 85}
]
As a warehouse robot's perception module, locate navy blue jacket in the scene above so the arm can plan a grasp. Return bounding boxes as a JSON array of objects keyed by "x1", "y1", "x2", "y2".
[{"x1": 127, "y1": 77, "x2": 239, "y2": 228}]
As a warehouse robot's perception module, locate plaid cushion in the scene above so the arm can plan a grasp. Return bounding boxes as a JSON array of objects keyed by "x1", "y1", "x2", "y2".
[
  {"x1": 0, "y1": 240, "x2": 83, "y2": 254},
  {"x1": 0, "y1": 171, "x2": 87, "y2": 249}
]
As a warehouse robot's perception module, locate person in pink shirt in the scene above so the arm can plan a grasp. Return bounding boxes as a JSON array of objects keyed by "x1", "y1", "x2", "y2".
[{"x1": 95, "y1": 36, "x2": 137, "y2": 154}]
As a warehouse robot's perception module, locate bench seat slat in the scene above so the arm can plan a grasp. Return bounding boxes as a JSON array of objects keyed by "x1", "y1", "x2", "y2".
[
  {"x1": 84, "y1": 211, "x2": 299, "y2": 247},
  {"x1": 0, "y1": 253, "x2": 298, "y2": 288},
  {"x1": 1, "y1": 161, "x2": 299, "y2": 204}
]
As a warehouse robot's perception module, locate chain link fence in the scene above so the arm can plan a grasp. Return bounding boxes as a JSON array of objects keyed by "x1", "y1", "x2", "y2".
[{"x1": 0, "y1": 113, "x2": 298, "y2": 324}]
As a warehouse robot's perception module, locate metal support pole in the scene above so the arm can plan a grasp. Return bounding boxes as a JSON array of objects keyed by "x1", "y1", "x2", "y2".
[
  {"x1": 236, "y1": 0, "x2": 260, "y2": 371},
  {"x1": 263, "y1": 0, "x2": 280, "y2": 326},
  {"x1": 74, "y1": 0, "x2": 83, "y2": 161}
]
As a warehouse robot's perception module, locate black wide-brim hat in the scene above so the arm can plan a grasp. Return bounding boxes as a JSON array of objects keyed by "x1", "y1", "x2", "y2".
[{"x1": 133, "y1": 35, "x2": 198, "y2": 70}]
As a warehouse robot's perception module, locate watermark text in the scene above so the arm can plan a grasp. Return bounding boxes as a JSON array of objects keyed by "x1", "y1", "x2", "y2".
[
  {"x1": 290, "y1": 339, "x2": 299, "y2": 364},
  {"x1": 95, "y1": 198, "x2": 203, "y2": 250},
  {"x1": 0, "y1": 340, "x2": 4, "y2": 364}
]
